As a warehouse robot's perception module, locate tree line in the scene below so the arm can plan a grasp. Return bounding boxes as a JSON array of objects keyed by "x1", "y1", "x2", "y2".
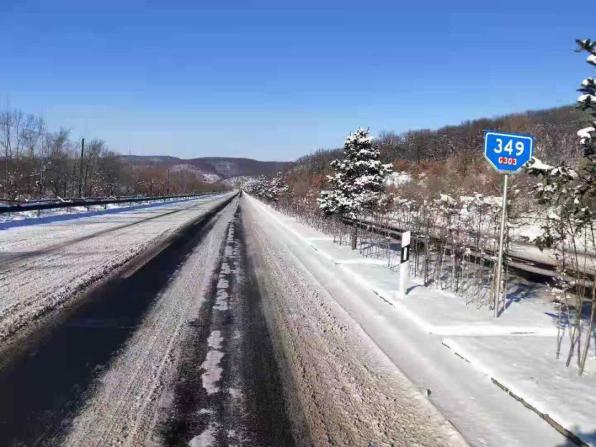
[
  {"x1": 282, "y1": 105, "x2": 585, "y2": 207},
  {"x1": 0, "y1": 109, "x2": 225, "y2": 201}
]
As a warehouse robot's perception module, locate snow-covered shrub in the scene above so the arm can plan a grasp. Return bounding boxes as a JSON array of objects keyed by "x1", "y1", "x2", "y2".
[
  {"x1": 379, "y1": 190, "x2": 506, "y2": 309},
  {"x1": 243, "y1": 173, "x2": 289, "y2": 204}
]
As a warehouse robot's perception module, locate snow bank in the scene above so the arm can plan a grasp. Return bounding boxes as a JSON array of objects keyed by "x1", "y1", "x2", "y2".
[{"x1": 443, "y1": 337, "x2": 596, "y2": 446}]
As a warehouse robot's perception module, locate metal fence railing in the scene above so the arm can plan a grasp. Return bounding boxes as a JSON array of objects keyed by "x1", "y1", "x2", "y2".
[{"x1": 0, "y1": 193, "x2": 216, "y2": 214}]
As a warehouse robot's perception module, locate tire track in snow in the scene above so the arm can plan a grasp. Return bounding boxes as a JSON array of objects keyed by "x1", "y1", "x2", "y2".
[{"x1": 160, "y1": 204, "x2": 295, "y2": 447}]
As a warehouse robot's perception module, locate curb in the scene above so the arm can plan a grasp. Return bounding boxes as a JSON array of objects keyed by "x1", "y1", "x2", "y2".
[{"x1": 442, "y1": 338, "x2": 590, "y2": 447}]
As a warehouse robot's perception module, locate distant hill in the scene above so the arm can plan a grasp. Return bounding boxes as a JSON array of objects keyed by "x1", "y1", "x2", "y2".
[
  {"x1": 121, "y1": 155, "x2": 293, "y2": 183},
  {"x1": 285, "y1": 104, "x2": 588, "y2": 199},
  {"x1": 388, "y1": 104, "x2": 586, "y2": 165}
]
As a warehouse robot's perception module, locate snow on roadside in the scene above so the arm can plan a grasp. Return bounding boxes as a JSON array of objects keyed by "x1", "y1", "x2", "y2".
[
  {"x1": 300, "y1": 238, "x2": 559, "y2": 335},
  {"x1": 245, "y1": 195, "x2": 581, "y2": 446},
  {"x1": 442, "y1": 336, "x2": 596, "y2": 446},
  {"x1": 0, "y1": 195, "x2": 217, "y2": 230},
  {"x1": 0, "y1": 193, "x2": 232, "y2": 347},
  {"x1": 246, "y1": 198, "x2": 560, "y2": 337}
]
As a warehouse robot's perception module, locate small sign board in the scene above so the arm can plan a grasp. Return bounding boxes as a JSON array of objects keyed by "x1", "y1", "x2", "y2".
[
  {"x1": 400, "y1": 245, "x2": 410, "y2": 264},
  {"x1": 400, "y1": 231, "x2": 411, "y2": 264},
  {"x1": 484, "y1": 131, "x2": 534, "y2": 174}
]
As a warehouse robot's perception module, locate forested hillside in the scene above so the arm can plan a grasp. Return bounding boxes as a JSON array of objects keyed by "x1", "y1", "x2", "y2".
[
  {"x1": 0, "y1": 108, "x2": 286, "y2": 201},
  {"x1": 286, "y1": 105, "x2": 585, "y2": 202},
  {"x1": 121, "y1": 155, "x2": 292, "y2": 184}
]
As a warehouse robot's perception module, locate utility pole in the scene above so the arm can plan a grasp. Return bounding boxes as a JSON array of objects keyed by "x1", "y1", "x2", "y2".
[{"x1": 78, "y1": 138, "x2": 85, "y2": 198}]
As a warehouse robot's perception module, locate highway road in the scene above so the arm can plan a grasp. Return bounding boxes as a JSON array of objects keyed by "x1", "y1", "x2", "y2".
[
  {"x1": 0, "y1": 194, "x2": 540, "y2": 446},
  {"x1": 0, "y1": 193, "x2": 233, "y2": 348}
]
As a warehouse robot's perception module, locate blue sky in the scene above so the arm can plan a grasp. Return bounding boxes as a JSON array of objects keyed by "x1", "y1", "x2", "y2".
[{"x1": 0, "y1": 0, "x2": 592, "y2": 160}]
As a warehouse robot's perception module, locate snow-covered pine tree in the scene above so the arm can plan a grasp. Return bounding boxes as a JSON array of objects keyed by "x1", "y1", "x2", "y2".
[
  {"x1": 527, "y1": 39, "x2": 595, "y2": 241},
  {"x1": 576, "y1": 39, "x2": 596, "y2": 201},
  {"x1": 526, "y1": 38, "x2": 596, "y2": 375},
  {"x1": 269, "y1": 172, "x2": 290, "y2": 203},
  {"x1": 318, "y1": 128, "x2": 393, "y2": 249}
]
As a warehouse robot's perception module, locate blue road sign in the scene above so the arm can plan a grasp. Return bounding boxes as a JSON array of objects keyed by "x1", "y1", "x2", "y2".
[{"x1": 484, "y1": 131, "x2": 534, "y2": 174}]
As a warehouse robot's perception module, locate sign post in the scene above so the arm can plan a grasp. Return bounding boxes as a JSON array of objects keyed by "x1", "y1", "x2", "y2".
[
  {"x1": 399, "y1": 231, "x2": 411, "y2": 298},
  {"x1": 484, "y1": 131, "x2": 534, "y2": 316}
]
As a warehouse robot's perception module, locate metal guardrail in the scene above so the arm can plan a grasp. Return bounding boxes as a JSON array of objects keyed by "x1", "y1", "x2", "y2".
[
  {"x1": 346, "y1": 216, "x2": 595, "y2": 286},
  {"x1": 0, "y1": 193, "x2": 215, "y2": 214}
]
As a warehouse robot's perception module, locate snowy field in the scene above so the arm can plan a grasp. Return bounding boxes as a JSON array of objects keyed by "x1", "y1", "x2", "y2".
[
  {"x1": 246, "y1": 195, "x2": 595, "y2": 447},
  {"x1": 0, "y1": 193, "x2": 232, "y2": 347}
]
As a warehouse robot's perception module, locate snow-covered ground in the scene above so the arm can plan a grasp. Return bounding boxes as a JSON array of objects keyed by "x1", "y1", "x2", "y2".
[
  {"x1": 0, "y1": 193, "x2": 233, "y2": 347},
  {"x1": 442, "y1": 336, "x2": 596, "y2": 445},
  {"x1": 4, "y1": 192, "x2": 593, "y2": 446},
  {"x1": 246, "y1": 195, "x2": 595, "y2": 447},
  {"x1": 0, "y1": 195, "x2": 216, "y2": 229}
]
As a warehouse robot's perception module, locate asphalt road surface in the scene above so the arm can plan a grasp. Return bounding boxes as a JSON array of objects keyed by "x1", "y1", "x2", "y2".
[{"x1": 0, "y1": 195, "x2": 469, "y2": 446}]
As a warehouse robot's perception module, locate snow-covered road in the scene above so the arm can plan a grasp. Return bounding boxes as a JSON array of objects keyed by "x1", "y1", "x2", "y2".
[
  {"x1": 0, "y1": 193, "x2": 574, "y2": 446},
  {"x1": 243, "y1": 195, "x2": 570, "y2": 447},
  {"x1": 62, "y1": 197, "x2": 243, "y2": 447},
  {"x1": 1, "y1": 194, "x2": 473, "y2": 446},
  {"x1": 63, "y1": 197, "x2": 295, "y2": 447},
  {"x1": 242, "y1": 196, "x2": 469, "y2": 446},
  {"x1": 0, "y1": 193, "x2": 233, "y2": 348}
]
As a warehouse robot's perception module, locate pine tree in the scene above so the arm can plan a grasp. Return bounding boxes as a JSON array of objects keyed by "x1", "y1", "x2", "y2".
[
  {"x1": 268, "y1": 172, "x2": 289, "y2": 202},
  {"x1": 318, "y1": 128, "x2": 393, "y2": 249},
  {"x1": 576, "y1": 39, "x2": 596, "y2": 201},
  {"x1": 527, "y1": 39, "x2": 595, "y2": 238},
  {"x1": 526, "y1": 38, "x2": 596, "y2": 375}
]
